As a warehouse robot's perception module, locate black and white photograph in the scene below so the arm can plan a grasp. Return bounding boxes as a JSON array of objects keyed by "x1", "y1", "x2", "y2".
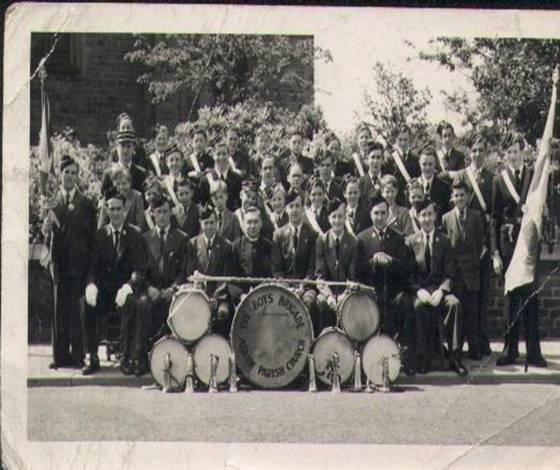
[{"x1": 3, "y1": 3, "x2": 560, "y2": 469}]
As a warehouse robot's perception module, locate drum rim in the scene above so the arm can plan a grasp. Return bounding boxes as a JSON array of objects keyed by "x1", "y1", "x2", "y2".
[
  {"x1": 339, "y1": 292, "x2": 380, "y2": 342},
  {"x1": 149, "y1": 335, "x2": 190, "y2": 388},
  {"x1": 230, "y1": 282, "x2": 314, "y2": 389},
  {"x1": 361, "y1": 333, "x2": 401, "y2": 384},
  {"x1": 192, "y1": 333, "x2": 233, "y2": 385},
  {"x1": 168, "y1": 288, "x2": 212, "y2": 344}
]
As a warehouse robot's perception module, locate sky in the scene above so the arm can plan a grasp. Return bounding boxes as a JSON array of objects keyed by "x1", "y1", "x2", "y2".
[{"x1": 313, "y1": 32, "x2": 475, "y2": 136}]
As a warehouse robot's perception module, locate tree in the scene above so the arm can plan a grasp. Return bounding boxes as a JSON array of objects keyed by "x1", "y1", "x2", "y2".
[
  {"x1": 124, "y1": 34, "x2": 332, "y2": 110},
  {"x1": 417, "y1": 38, "x2": 560, "y2": 145},
  {"x1": 361, "y1": 62, "x2": 432, "y2": 146}
]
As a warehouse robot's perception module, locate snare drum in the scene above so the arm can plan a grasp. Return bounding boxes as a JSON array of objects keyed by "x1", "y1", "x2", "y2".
[
  {"x1": 149, "y1": 336, "x2": 190, "y2": 390},
  {"x1": 168, "y1": 288, "x2": 212, "y2": 344},
  {"x1": 231, "y1": 283, "x2": 314, "y2": 389},
  {"x1": 193, "y1": 334, "x2": 232, "y2": 385},
  {"x1": 361, "y1": 334, "x2": 401, "y2": 386},
  {"x1": 339, "y1": 291, "x2": 380, "y2": 343},
  {"x1": 312, "y1": 327, "x2": 355, "y2": 385}
]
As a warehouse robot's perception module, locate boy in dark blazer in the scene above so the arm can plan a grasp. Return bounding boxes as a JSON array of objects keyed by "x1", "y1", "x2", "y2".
[
  {"x1": 42, "y1": 155, "x2": 96, "y2": 370},
  {"x1": 189, "y1": 204, "x2": 235, "y2": 337},
  {"x1": 418, "y1": 146, "x2": 451, "y2": 218},
  {"x1": 172, "y1": 176, "x2": 200, "y2": 239},
  {"x1": 406, "y1": 199, "x2": 467, "y2": 376},
  {"x1": 315, "y1": 199, "x2": 359, "y2": 332},
  {"x1": 343, "y1": 176, "x2": 372, "y2": 236},
  {"x1": 82, "y1": 189, "x2": 148, "y2": 375},
  {"x1": 442, "y1": 181, "x2": 485, "y2": 360},
  {"x1": 436, "y1": 121, "x2": 466, "y2": 177}
]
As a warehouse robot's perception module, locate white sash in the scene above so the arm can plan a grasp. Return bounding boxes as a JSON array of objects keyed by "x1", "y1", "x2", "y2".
[
  {"x1": 437, "y1": 149, "x2": 447, "y2": 172},
  {"x1": 392, "y1": 150, "x2": 412, "y2": 182},
  {"x1": 149, "y1": 152, "x2": 162, "y2": 176},
  {"x1": 163, "y1": 175, "x2": 180, "y2": 207},
  {"x1": 305, "y1": 207, "x2": 324, "y2": 234},
  {"x1": 189, "y1": 152, "x2": 202, "y2": 173},
  {"x1": 234, "y1": 209, "x2": 246, "y2": 234},
  {"x1": 500, "y1": 170, "x2": 521, "y2": 204},
  {"x1": 466, "y1": 167, "x2": 487, "y2": 212},
  {"x1": 206, "y1": 172, "x2": 219, "y2": 193},
  {"x1": 228, "y1": 157, "x2": 241, "y2": 174},
  {"x1": 145, "y1": 209, "x2": 155, "y2": 230},
  {"x1": 409, "y1": 210, "x2": 421, "y2": 234},
  {"x1": 351, "y1": 152, "x2": 365, "y2": 177}
]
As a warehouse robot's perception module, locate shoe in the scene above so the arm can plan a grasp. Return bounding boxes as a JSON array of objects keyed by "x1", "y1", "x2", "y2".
[
  {"x1": 81, "y1": 356, "x2": 100, "y2": 376},
  {"x1": 496, "y1": 355, "x2": 517, "y2": 366},
  {"x1": 449, "y1": 357, "x2": 468, "y2": 377},
  {"x1": 527, "y1": 356, "x2": 548, "y2": 368},
  {"x1": 134, "y1": 358, "x2": 149, "y2": 377},
  {"x1": 120, "y1": 357, "x2": 134, "y2": 375},
  {"x1": 73, "y1": 359, "x2": 86, "y2": 370}
]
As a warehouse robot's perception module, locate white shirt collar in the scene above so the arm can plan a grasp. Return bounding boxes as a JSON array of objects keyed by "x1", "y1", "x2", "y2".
[
  {"x1": 455, "y1": 206, "x2": 466, "y2": 217},
  {"x1": 110, "y1": 223, "x2": 125, "y2": 234},
  {"x1": 422, "y1": 228, "x2": 435, "y2": 244},
  {"x1": 60, "y1": 186, "x2": 77, "y2": 201},
  {"x1": 204, "y1": 234, "x2": 216, "y2": 247},
  {"x1": 290, "y1": 222, "x2": 303, "y2": 234},
  {"x1": 157, "y1": 224, "x2": 171, "y2": 238},
  {"x1": 509, "y1": 164, "x2": 523, "y2": 175},
  {"x1": 421, "y1": 174, "x2": 434, "y2": 185}
]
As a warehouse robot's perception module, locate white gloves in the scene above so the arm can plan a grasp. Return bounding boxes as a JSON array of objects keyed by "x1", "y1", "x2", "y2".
[
  {"x1": 417, "y1": 289, "x2": 431, "y2": 305},
  {"x1": 417, "y1": 288, "x2": 443, "y2": 307},
  {"x1": 85, "y1": 283, "x2": 98, "y2": 307},
  {"x1": 115, "y1": 283, "x2": 133, "y2": 307},
  {"x1": 493, "y1": 253, "x2": 503, "y2": 275},
  {"x1": 430, "y1": 289, "x2": 444, "y2": 307}
]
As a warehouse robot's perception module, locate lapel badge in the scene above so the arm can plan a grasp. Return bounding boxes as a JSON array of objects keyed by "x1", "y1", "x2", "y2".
[{"x1": 68, "y1": 203, "x2": 75, "y2": 211}]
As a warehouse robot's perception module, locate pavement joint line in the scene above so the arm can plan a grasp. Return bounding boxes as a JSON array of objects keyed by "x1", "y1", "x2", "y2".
[{"x1": 441, "y1": 395, "x2": 560, "y2": 470}]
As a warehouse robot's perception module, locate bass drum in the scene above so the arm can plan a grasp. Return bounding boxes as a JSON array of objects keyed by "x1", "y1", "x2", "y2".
[
  {"x1": 149, "y1": 336, "x2": 190, "y2": 390},
  {"x1": 361, "y1": 334, "x2": 401, "y2": 386},
  {"x1": 339, "y1": 291, "x2": 380, "y2": 343},
  {"x1": 168, "y1": 288, "x2": 212, "y2": 344},
  {"x1": 312, "y1": 327, "x2": 355, "y2": 385},
  {"x1": 231, "y1": 283, "x2": 314, "y2": 389},
  {"x1": 193, "y1": 334, "x2": 232, "y2": 385}
]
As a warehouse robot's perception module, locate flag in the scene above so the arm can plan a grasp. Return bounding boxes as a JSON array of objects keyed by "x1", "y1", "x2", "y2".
[
  {"x1": 504, "y1": 73, "x2": 558, "y2": 293},
  {"x1": 38, "y1": 75, "x2": 53, "y2": 195}
]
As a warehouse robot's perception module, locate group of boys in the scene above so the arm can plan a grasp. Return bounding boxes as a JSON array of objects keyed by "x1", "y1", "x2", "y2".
[{"x1": 43, "y1": 114, "x2": 548, "y2": 380}]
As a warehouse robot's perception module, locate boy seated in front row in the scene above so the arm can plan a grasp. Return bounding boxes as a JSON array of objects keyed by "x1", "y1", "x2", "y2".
[{"x1": 189, "y1": 203, "x2": 235, "y2": 337}]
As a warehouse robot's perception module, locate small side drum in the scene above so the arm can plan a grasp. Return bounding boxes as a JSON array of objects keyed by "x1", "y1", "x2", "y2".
[
  {"x1": 149, "y1": 336, "x2": 190, "y2": 390},
  {"x1": 193, "y1": 334, "x2": 232, "y2": 385},
  {"x1": 312, "y1": 327, "x2": 355, "y2": 385},
  {"x1": 339, "y1": 291, "x2": 380, "y2": 343},
  {"x1": 362, "y1": 334, "x2": 401, "y2": 386},
  {"x1": 168, "y1": 288, "x2": 212, "y2": 344}
]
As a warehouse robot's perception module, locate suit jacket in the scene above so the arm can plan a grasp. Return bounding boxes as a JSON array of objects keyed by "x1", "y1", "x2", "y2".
[
  {"x1": 189, "y1": 233, "x2": 234, "y2": 300},
  {"x1": 315, "y1": 230, "x2": 358, "y2": 295},
  {"x1": 359, "y1": 173, "x2": 383, "y2": 206},
  {"x1": 232, "y1": 235, "x2": 273, "y2": 279},
  {"x1": 436, "y1": 147, "x2": 466, "y2": 173},
  {"x1": 346, "y1": 202, "x2": 372, "y2": 236},
  {"x1": 279, "y1": 153, "x2": 314, "y2": 176},
  {"x1": 406, "y1": 230, "x2": 453, "y2": 294},
  {"x1": 305, "y1": 205, "x2": 331, "y2": 234},
  {"x1": 442, "y1": 208, "x2": 484, "y2": 291},
  {"x1": 324, "y1": 178, "x2": 344, "y2": 201},
  {"x1": 87, "y1": 223, "x2": 148, "y2": 296},
  {"x1": 143, "y1": 227, "x2": 191, "y2": 289},
  {"x1": 399, "y1": 209, "x2": 422, "y2": 237},
  {"x1": 356, "y1": 227, "x2": 413, "y2": 295},
  {"x1": 334, "y1": 159, "x2": 355, "y2": 178},
  {"x1": 172, "y1": 203, "x2": 201, "y2": 239},
  {"x1": 272, "y1": 222, "x2": 318, "y2": 279},
  {"x1": 269, "y1": 210, "x2": 289, "y2": 231},
  {"x1": 101, "y1": 163, "x2": 147, "y2": 194},
  {"x1": 48, "y1": 190, "x2": 96, "y2": 281},
  {"x1": 230, "y1": 148, "x2": 251, "y2": 178},
  {"x1": 422, "y1": 175, "x2": 452, "y2": 217},
  {"x1": 217, "y1": 208, "x2": 242, "y2": 242},
  {"x1": 98, "y1": 189, "x2": 145, "y2": 230},
  {"x1": 198, "y1": 169, "x2": 242, "y2": 211},
  {"x1": 183, "y1": 150, "x2": 214, "y2": 175},
  {"x1": 145, "y1": 151, "x2": 169, "y2": 177},
  {"x1": 491, "y1": 166, "x2": 532, "y2": 260}
]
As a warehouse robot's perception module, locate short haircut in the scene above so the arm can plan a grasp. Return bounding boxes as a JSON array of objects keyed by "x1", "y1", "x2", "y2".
[
  {"x1": 226, "y1": 126, "x2": 240, "y2": 136},
  {"x1": 288, "y1": 162, "x2": 304, "y2": 175},
  {"x1": 192, "y1": 126, "x2": 207, "y2": 139},
  {"x1": 290, "y1": 129, "x2": 304, "y2": 139},
  {"x1": 210, "y1": 180, "x2": 228, "y2": 196},
  {"x1": 468, "y1": 132, "x2": 487, "y2": 149},
  {"x1": 308, "y1": 178, "x2": 326, "y2": 193},
  {"x1": 501, "y1": 132, "x2": 526, "y2": 151},
  {"x1": 244, "y1": 206, "x2": 261, "y2": 218},
  {"x1": 111, "y1": 167, "x2": 131, "y2": 183},
  {"x1": 367, "y1": 141, "x2": 385, "y2": 155},
  {"x1": 436, "y1": 121, "x2": 454, "y2": 137},
  {"x1": 380, "y1": 174, "x2": 399, "y2": 191},
  {"x1": 261, "y1": 156, "x2": 275, "y2": 169},
  {"x1": 407, "y1": 178, "x2": 424, "y2": 193},
  {"x1": 416, "y1": 198, "x2": 435, "y2": 213},
  {"x1": 344, "y1": 176, "x2": 360, "y2": 191},
  {"x1": 149, "y1": 193, "x2": 171, "y2": 210},
  {"x1": 314, "y1": 149, "x2": 334, "y2": 166},
  {"x1": 174, "y1": 176, "x2": 195, "y2": 193},
  {"x1": 395, "y1": 123, "x2": 411, "y2": 137},
  {"x1": 451, "y1": 180, "x2": 469, "y2": 193}
]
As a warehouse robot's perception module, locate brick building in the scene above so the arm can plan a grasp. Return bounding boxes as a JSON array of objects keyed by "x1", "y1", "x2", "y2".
[{"x1": 30, "y1": 33, "x2": 314, "y2": 146}]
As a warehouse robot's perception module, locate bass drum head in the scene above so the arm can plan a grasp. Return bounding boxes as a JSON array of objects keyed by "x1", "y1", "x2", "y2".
[
  {"x1": 149, "y1": 336, "x2": 189, "y2": 389},
  {"x1": 362, "y1": 334, "x2": 401, "y2": 386},
  {"x1": 231, "y1": 284, "x2": 314, "y2": 389},
  {"x1": 339, "y1": 292, "x2": 380, "y2": 343},
  {"x1": 312, "y1": 327, "x2": 355, "y2": 385},
  {"x1": 168, "y1": 289, "x2": 211, "y2": 344},
  {"x1": 193, "y1": 334, "x2": 232, "y2": 385}
]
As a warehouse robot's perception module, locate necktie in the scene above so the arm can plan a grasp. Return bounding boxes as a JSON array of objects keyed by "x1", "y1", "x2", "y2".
[
  {"x1": 207, "y1": 239, "x2": 213, "y2": 262},
  {"x1": 425, "y1": 181, "x2": 431, "y2": 194},
  {"x1": 424, "y1": 233, "x2": 431, "y2": 273},
  {"x1": 114, "y1": 229, "x2": 121, "y2": 251},
  {"x1": 293, "y1": 228, "x2": 299, "y2": 252},
  {"x1": 335, "y1": 237, "x2": 340, "y2": 259},
  {"x1": 217, "y1": 211, "x2": 222, "y2": 232},
  {"x1": 159, "y1": 228, "x2": 165, "y2": 254},
  {"x1": 65, "y1": 193, "x2": 70, "y2": 207},
  {"x1": 348, "y1": 209, "x2": 355, "y2": 224},
  {"x1": 515, "y1": 169, "x2": 521, "y2": 188}
]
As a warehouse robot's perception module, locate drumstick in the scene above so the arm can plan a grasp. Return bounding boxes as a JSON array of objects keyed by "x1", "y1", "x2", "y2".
[{"x1": 186, "y1": 274, "x2": 377, "y2": 294}]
